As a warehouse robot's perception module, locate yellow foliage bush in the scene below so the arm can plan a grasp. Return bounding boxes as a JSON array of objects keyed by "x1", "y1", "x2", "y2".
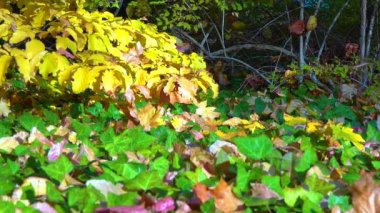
[{"x1": 0, "y1": 0, "x2": 218, "y2": 106}]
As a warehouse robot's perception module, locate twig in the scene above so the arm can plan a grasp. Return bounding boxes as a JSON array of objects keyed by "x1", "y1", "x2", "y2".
[
  {"x1": 211, "y1": 44, "x2": 298, "y2": 59},
  {"x1": 360, "y1": 0, "x2": 368, "y2": 88},
  {"x1": 208, "y1": 56, "x2": 271, "y2": 85},
  {"x1": 299, "y1": 0, "x2": 305, "y2": 81},
  {"x1": 365, "y1": 0, "x2": 379, "y2": 57},
  {"x1": 317, "y1": 0, "x2": 351, "y2": 61}
]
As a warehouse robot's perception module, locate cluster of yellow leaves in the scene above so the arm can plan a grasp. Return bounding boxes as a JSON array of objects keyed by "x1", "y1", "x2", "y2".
[
  {"x1": 284, "y1": 114, "x2": 365, "y2": 150},
  {"x1": 0, "y1": 1, "x2": 218, "y2": 105}
]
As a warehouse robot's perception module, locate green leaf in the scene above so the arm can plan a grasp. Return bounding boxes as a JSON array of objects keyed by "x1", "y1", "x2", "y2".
[
  {"x1": 328, "y1": 194, "x2": 352, "y2": 211},
  {"x1": 262, "y1": 175, "x2": 283, "y2": 196},
  {"x1": 283, "y1": 186, "x2": 306, "y2": 207},
  {"x1": 305, "y1": 174, "x2": 334, "y2": 195},
  {"x1": 200, "y1": 198, "x2": 215, "y2": 213},
  {"x1": 0, "y1": 200, "x2": 15, "y2": 212},
  {"x1": 233, "y1": 135, "x2": 273, "y2": 160},
  {"x1": 126, "y1": 127, "x2": 156, "y2": 151},
  {"x1": 295, "y1": 148, "x2": 318, "y2": 172},
  {"x1": 106, "y1": 103, "x2": 122, "y2": 120},
  {"x1": 236, "y1": 162, "x2": 250, "y2": 192},
  {"x1": 124, "y1": 171, "x2": 165, "y2": 191},
  {"x1": 254, "y1": 97, "x2": 266, "y2": 114},
  {"x1": 372, "y1": 161, "x2": 380, "y2": 169},
  {"x1": 67, "y1": 187, "x2": 99, "y2": 212},
  {"x1": 17, "y1": 112, "x2": 45, "y2": 132},
  {"x1": 42, "y1": 155, "x2": 74, "y2": 182},
  {"x1": 103, "y1": 161, "x2": 146, "y2": 180},
  {"x1": 102, "y1": 127, "x2": 156, "y2": 155},
  {"x1": 47, "y1": 181, "x2": 65, "y2": 202},
  {"x1": 107, "y1": 192, "x2": 140, "y2": 207},
  {"x1": 42, "y1": 109, "x2": 60, "y2": 125},
  {"x1": 71, "y1": 119, "x2": 92, "y2": 141},
  {"x1": 366, "y1": 124, "x2": 380, "y2": 141},
  {"x1": 151, "y1": 156, "x2": 169, "y2": 178},
  {"x1": 86, "y1": 102, "x2": 105, "y2": 117}
]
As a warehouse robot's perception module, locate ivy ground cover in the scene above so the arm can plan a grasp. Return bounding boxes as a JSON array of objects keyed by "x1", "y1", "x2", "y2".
[{"x1": 0, "y1": 85, "x2": 380, "y2": 212}]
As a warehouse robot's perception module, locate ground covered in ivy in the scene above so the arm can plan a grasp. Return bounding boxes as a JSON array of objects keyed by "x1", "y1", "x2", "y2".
[{"x1": 0, "y1": 84, "x2": 379, "y2": 213}]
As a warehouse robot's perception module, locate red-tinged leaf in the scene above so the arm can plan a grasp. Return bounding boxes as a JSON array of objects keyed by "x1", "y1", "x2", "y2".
[
  {"x1": 32, "y1": 202, "x2": 57, "y2": 213},
  {"x1": 152, "y1": 197, "x2": 176, "y2": 213},
  {"x1": 57, "y1": 48, "x2": 76, "y2": 59},
  {"x1": 47, "y1": 140, "x2": 66, "y2": 162},
  {"x1": 95, "y1": 205, "x2": 147, "y2": 213},
  {"x1": 86, "y1": 179, "x2": 126, "y2": 198},
  {"x1": 29, "y1": 127, "x2": 54, "y2": 146},
  {"x1": 250, "y1": 183, "x2": 280, "y2": 199},
  {"x1": 288, "y1": 20, "x2": 305, "y2": 36},
  {"x1": 194, "y1": 183, "x2": 212, "y2": 203},
  {"x1": 135, "y1": 85, "x2": 151, "y2": 99},
  {"x1": 190, "y1": 130, "x2": 204, "y2": 141},
  {"x1": 176, "y1": 201, "x2": 192, "y2": 213}
]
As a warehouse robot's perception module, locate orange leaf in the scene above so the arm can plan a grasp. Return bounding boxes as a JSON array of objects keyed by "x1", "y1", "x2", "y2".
[
  {"x1": 211, "y1": 178, "x2": 243, "y2": 213},
  {"x1": 194, "y1": 183, "x2": 212, "y2": 203}
]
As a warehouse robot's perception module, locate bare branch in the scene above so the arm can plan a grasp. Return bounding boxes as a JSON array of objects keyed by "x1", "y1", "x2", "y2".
[
  {"x1": 317, "y1": 0, "x2": 351, "y2": 61},
  {"x1": 210, "y1": 44, "x2": 297, "y2": 59}
]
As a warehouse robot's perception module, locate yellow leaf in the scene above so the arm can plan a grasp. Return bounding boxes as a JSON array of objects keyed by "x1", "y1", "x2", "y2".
[
  {"x1": 0, "y1": 136, "x2": 19, "y2": 153},
  {"x1": 13, "y1": 55, "x2": 33, "y2": 81},
  {"x1": 199, "y1": 72, "x2": 219, "y2": 98},
  {"x1": 56, "y1": 36, "x2": 78, "y2": 53},
  {"x1": 171, "y1": 115, "x2": 189, "y2": 132},
  {"x1": 137, "y1": 104, "x2": 164, "y2": 131},
  {"x1": 135, "y1": 69, "x2": 148, "y2": 85},
  {"x1": 25, "y1": 39, "x2": 45, "y2": 59},
  {"x1": 39, "y1": 53, "x2": 58, "y2": 78},
  {"x1": 0, "y1": 55, "x2": 11, "y2": 84},
  {"x1": 71, "y1": 67, "x2": 99, "y2": 93},
  {"x1": 9, "y1": 30, "x2": 30, "y2": 44},
  {"x1": 284, "y1": 114, "x2": 307, "y2": 125},
  {"x1": 87, "y1": 34, "x2": 108, "y2": 53},
  {"x1": 222, "y1": 117, "x2": 249, "y2": 126},
  {"x1": 216, "y1": 130, "x2": 246, "y2": 141},
  {"x1": 102, "y1": 70, "x2": 121, "y2": 93},
  {"x1": 195, "y1": 101, "x2": 220, "y2": 120},
  {"x1": 306, "y1": 122, "x2": 322, "y2": 133},
  {"x1": 58, "y1": 64, "x2": 79, "y2": 85},
  {"x1": 329, "y1": 123, "x2": 365, "y2": 150},
  {"x1": 244, "y1": 121, "x2": 265, "y2": 132}
]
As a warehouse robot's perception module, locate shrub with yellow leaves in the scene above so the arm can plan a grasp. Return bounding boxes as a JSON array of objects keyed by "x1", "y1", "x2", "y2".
[{"x1": 0, "y1": 0, "x2": 218, "y2": 108}]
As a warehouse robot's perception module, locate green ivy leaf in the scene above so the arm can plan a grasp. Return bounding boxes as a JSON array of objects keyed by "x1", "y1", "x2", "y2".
[
  {"x1": 17, "y1": 112, "x2": 45, "y2": 132},
  {"x1": 42, "y1": 155, "x2": 74, "y2": 182},
  {"x1": 283, "y1": 186, "x2": 306, "y2": 207},
  {"x1": 71, "y1": 119, "x2": 92, "y2": 141},
  {"x1": 200, "y1": 198, "x2": 215, "y2": 213},
  {"x1": 233, "y1": 135, "x2": 273, "y2": 160},
  {"x1": 124, "y1": 171, "x2": 165, "y2": 191},
  {"x1": 295, "y1": 148, "x2": 318, "y2": 172},
  {"x1": 151, "y1": 156, "x2": 169, "y2": 178},
  {"x1": 305, "y1": 174, "x2": 334, "y2": 195},
  {"x1": 236, "y1": 162, "x2": 250, "y2": 193},
  {"x1": 103, "y1": 161, "x2": 146, "y2": 180}
]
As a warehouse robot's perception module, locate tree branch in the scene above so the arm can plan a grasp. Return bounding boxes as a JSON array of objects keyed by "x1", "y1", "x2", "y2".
[{"x1": 210, "y1": 44, "x2": 298, "y2": 59}]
